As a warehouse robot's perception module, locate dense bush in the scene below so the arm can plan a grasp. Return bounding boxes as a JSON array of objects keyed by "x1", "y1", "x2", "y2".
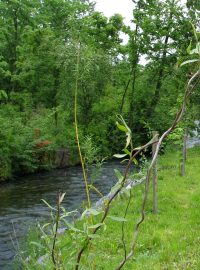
[{"x1": 0, "y1": 104, "x2": 75, "y2": 180}]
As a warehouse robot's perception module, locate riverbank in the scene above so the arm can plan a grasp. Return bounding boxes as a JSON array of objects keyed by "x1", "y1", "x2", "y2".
[
  {"x1": 21, "y1": 146, "x2": 200, "y2": 269},
  {"x1": 0, "y1": 146, "x2": 80, "y2": 182}
]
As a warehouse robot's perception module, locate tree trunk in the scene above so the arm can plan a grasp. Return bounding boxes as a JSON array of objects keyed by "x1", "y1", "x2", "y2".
[
  {"x1": 180, "y1": 132, "x2": 187, "y2": 176},
  {"x1": 146, "y1": 0, "x2": 175, "y2": 118},
  {"x1": 152, "y1": 131, "x2": 159, "y2": 214},
  {"x1": 146, "y1": 35, "x2": 169, "y2": 118},
  {"x1": 12, "y1": 8, "x2": 19, "y2": 92},
  {"x1": 128, "y1": 24, "x2": 139, "y2": 128},
  {"x1": 120, "y1": 70, "x2": 132, "y2": 114}
]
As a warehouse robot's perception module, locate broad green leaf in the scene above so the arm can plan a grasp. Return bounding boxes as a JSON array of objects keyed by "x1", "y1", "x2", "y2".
[
  {"x1": 108, "y1": 216, "x2": 127, "y2": 222},
  {"x1": 113, "y1": 153, "x2": 127, "y2": 158},
  {"x1": 116, "y1": 115, "x2": 131, "y2": 134},
  {"x1": 116, "y1": 121, "x2": 128, "y2": 132}
]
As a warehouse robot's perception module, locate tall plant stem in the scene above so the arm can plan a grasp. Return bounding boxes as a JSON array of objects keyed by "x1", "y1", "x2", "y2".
[
  {"x1": 52, "y1": 193, "x2": 61, "y2": 270},
  {"x1": 74, "y1": 138, "x2": 158, "y2": 270},
  {"x1": 74, "y1": 43, "x2": 91, "y2": 209}
]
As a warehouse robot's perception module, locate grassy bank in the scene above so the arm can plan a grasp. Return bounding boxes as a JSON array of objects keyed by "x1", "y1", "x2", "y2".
[{"x1": 22, "y1": 146, "x2": 200, "y2": 269}]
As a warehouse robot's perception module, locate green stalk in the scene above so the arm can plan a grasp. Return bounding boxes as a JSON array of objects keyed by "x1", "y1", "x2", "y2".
[{"x1": 74, "y1": 43, "x2": 91, "y2": 209}]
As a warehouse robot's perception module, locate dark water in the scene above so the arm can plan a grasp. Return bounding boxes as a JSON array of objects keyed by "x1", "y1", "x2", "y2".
[{"x1": 0, "y1": 161, "x2": 125, "y2": 270}]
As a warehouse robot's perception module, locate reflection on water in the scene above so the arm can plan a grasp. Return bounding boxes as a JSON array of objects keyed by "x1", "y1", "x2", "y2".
[{"x1": 0, "y1": 161, "x2": 126, "y2": 270}]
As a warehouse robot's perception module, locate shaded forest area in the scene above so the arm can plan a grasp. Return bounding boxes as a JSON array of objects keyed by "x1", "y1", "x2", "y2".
[{"x1": 0, "y1": 0, "x2": 199, "y2": 180}]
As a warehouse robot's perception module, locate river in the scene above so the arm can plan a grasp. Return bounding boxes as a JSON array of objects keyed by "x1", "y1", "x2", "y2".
[
  {"x1": 1, "y1": 134, "x2": 199, "y2": 270},
  {"x1": 0, "y1": 161, "x2": 125, "y2": 270}
]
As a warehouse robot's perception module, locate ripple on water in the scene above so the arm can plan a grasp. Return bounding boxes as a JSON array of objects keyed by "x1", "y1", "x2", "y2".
[{"x1": 0, "y1": 161, "x2": 126, "y2": 269}]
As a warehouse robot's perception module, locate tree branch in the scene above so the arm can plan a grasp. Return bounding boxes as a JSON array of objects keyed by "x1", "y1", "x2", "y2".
[{"x1": 115, "y1": 69, "x2": 200, "y2": 270}]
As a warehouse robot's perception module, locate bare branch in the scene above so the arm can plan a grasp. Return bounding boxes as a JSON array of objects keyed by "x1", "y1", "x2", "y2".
[
  {"x1": 115, "y1": 69, "x2": 200, "y2": 270},
  {"x1": 75, "y1": 135, "x2": 158, "y2": 270},
  {"x1": 121, "y1": 189, "x2": 132, "y2": 262}
]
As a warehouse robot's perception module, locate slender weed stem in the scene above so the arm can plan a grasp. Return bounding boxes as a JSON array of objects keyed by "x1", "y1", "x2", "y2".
[{"x1": 74, "y1": 43, "x2": 91, "y2": 209}]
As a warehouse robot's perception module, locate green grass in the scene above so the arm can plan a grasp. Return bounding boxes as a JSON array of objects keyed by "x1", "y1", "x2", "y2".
[{"x1": 23, "y1": 147, "x2": 200, "y2": 270}]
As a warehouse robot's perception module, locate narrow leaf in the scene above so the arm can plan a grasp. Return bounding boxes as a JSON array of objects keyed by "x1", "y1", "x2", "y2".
[
  {"x1": 114, "y1": 169, "x2": 123, "y2": 182},
  {"x1": 120, "y1": 158, "x2": 129, "y2": 163},
  {"x1": 113, "y1": 153, "x2": 127, "y2": 158},
  {"x1": 125, "y1": 133, "x2": 131, "y2": 148},
  {"x1": 59, "y1": 193, "x2": 66, "y2": 204},
  {"x1": 108, "y1": 216, "x2": 127, "y2": 222},
  {"x1": 42, "y1": 223, "x2": 51, "y2": 229},
  {"x1": 81, "y1": 208, "x2": 101, "y2": 219},
  {"x1": 63, "y1": 221, "x2": 82, "y2": 232},
  {"x1": 190, "y1": 43, "x2": 200, "y2": 55},
  {"x1": 87, "y1": 234, "x2": 100, "y2": 239},
  {"x1": 111, "y1": 182, "x2": 121, "y2": 193},
  {"x1": 191, "y1": 22, "x2": 199, "y2": 43},
  {"x1": 132, "y1": 157, "x2": 138, "y2": 165},
  {"x1": 187, "y1": 41, "x2": 192, "y2": 54},
  {"x1": 41, "y1": 199, "x2": 57, "y2": 211},
  {"x1": 180, "y1": 59, "x2": 199, "y2": 67},
  {"x1": 123, "y1": 149, "x2": 131, "y2": 156},
  {"x1": 88, "y1": 223, "x2": 104, "y2": 229},
  {"x1": 30, "y1": 241, "x2": 45, "y2": 249}
]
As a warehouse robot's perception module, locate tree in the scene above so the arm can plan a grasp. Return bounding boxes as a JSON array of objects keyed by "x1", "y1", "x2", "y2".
[{"x1": 0, "y1": 0, "x2": 38, "y2": 94}]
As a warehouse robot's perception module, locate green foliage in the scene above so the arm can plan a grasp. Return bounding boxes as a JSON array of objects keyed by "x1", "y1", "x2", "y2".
[
  {"x1": 0, "y1": 0, "x2": 199, "y2": 181},
  {"x1": 167, "y1": 127, "x2": 184, "y2": 146},
  {"x1": 82, "y1": 135, "x2": 106, "y2": 181},
  {"x1": 21, "y1": 147, "x2": 200, "y2": 269},
  {"x1": 0, "y1": 103, "x2": 77, "y2": 180},
  {"x1": 0, "y1": 104, "x2": 36, "y2": 180}
]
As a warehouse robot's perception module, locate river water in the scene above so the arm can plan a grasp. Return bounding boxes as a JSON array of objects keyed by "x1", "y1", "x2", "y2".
[
  {"x1": 0, "y1": 161, "x2": 125, "y2": 270},
  {"x1": 1, "y1": 134, "x2": 199, "y2": 270}
]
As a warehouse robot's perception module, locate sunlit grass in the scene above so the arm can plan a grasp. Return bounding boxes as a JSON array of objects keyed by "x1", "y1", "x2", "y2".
[{"x1": 24, "y1": 146, "x2": 200, "y2": 270}]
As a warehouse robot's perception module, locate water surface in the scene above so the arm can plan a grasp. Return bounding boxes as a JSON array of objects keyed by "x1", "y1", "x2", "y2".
[{"x1": 0, "y1": 161, "x2": 125, "y2": 269}]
